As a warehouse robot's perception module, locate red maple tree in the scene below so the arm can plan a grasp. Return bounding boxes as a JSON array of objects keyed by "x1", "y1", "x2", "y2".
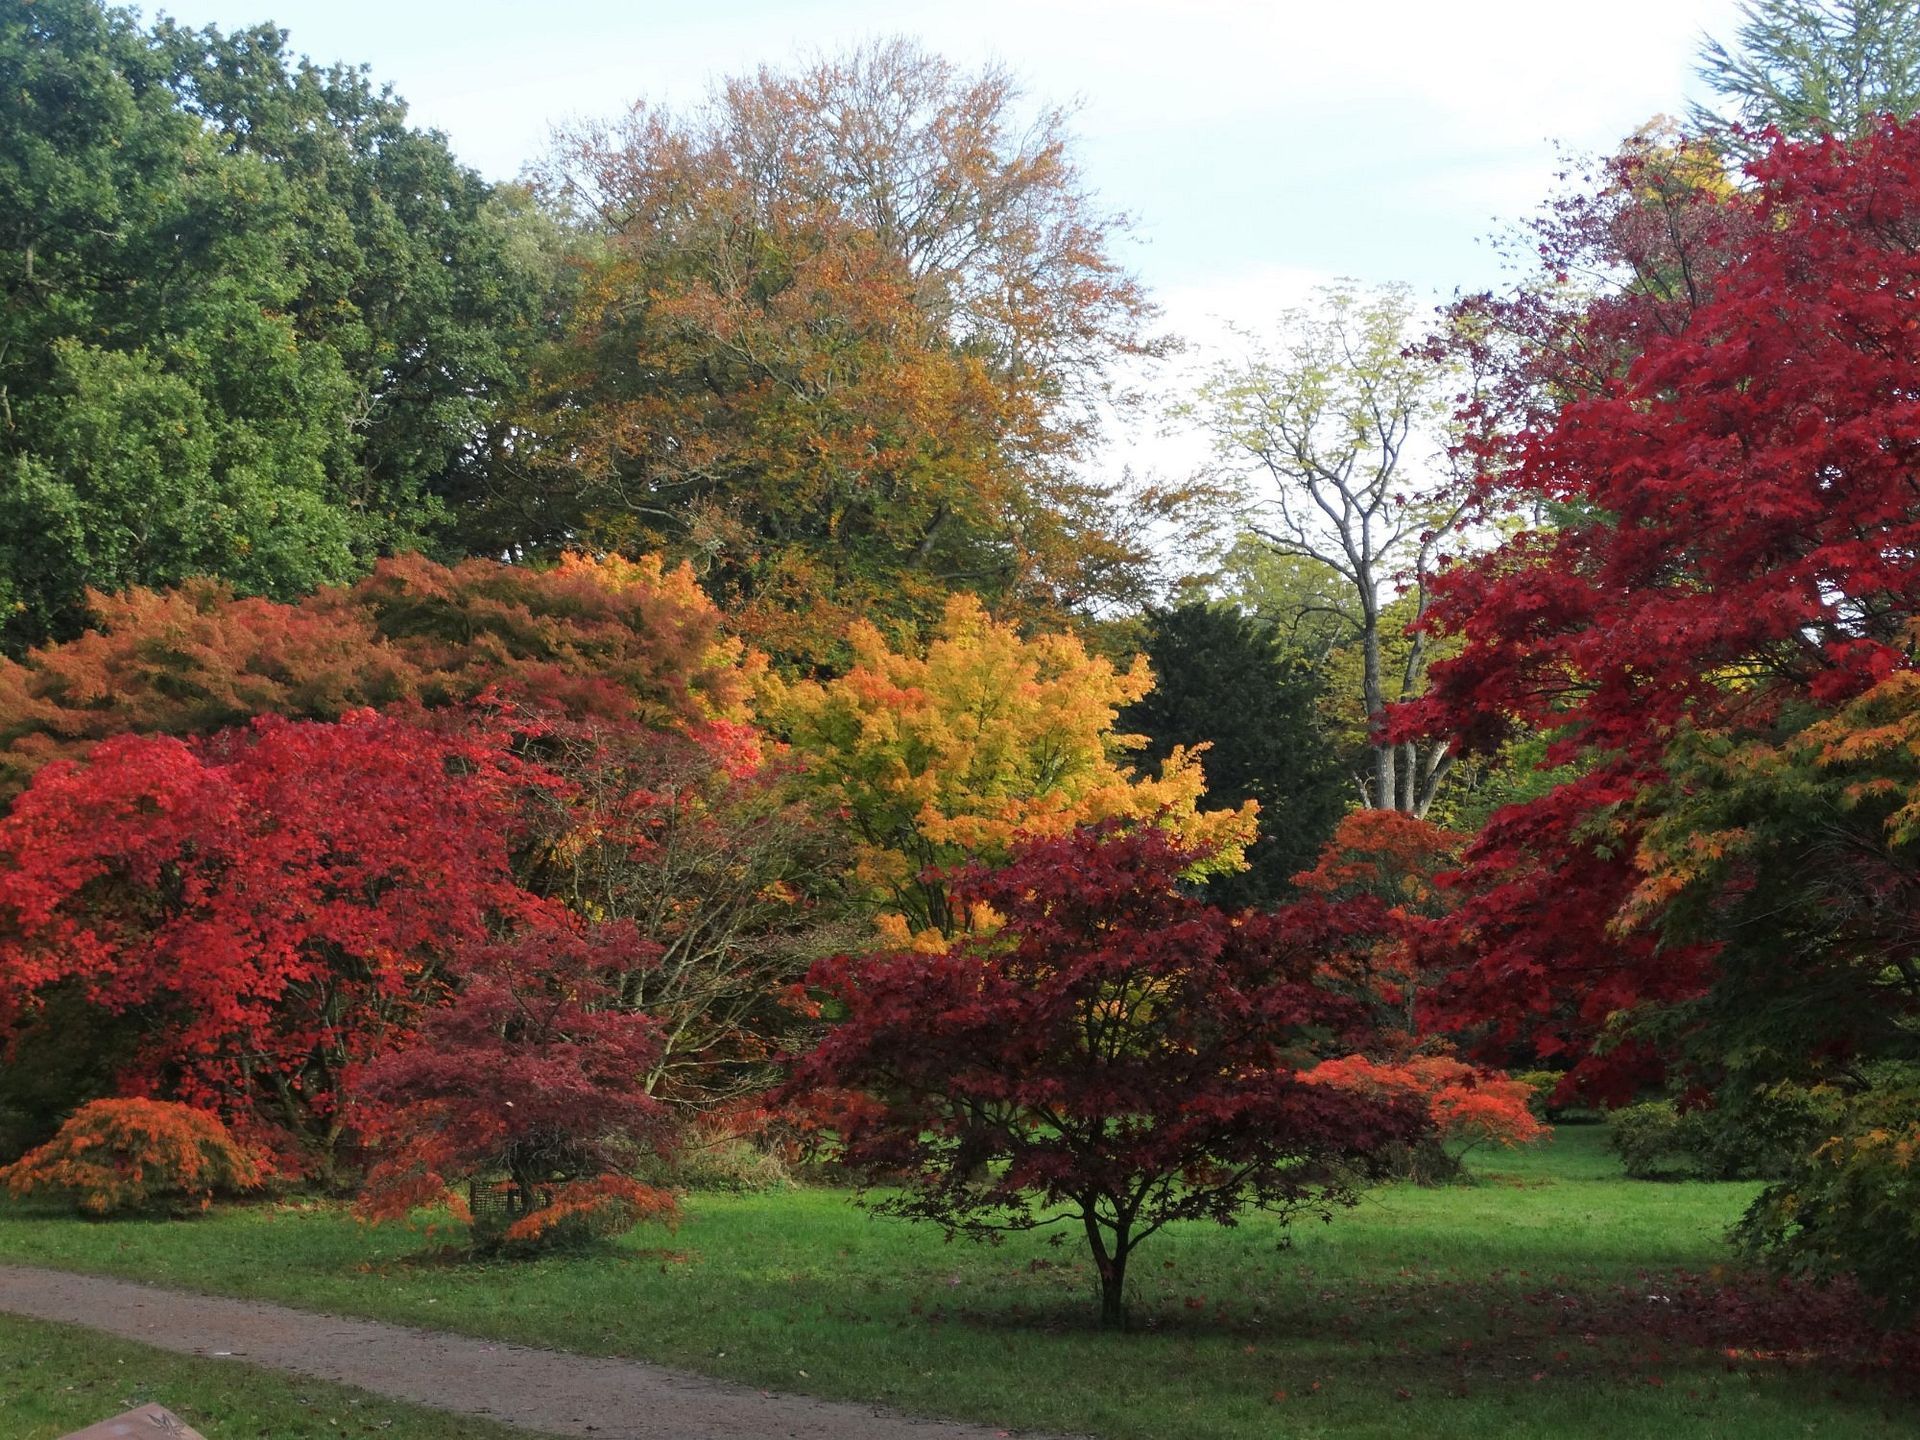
[
  {"x1": 0, "y1": 710, "x2": 545, "y2": 1172},
  {"x1": 352, "y1": 922, "x2": 677, "y2": 1248},
  {"x1": 790, "y1": 825, "x2": 1427, "y2": 1327},
  {"x1": 1400, "y1": 118, "x2": 1920, "y2": 1092}
]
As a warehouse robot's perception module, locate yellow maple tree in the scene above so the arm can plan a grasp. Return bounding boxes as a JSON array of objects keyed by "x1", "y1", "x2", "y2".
[{"x1": 774, "y1": 594, "x2": 1257, "y2": 947}]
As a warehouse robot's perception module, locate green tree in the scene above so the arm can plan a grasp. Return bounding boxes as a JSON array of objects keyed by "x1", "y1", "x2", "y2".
[
  {"x1": 1186, "y1": 284, "x2": 1468, "y2": 815},
  {"x1": 0, "y1": 0, "x2": 555, "y2": 650},
  {"x1": 1213, "y1": 537, "x2": 1353, "y2": 664},
  {"x1": 1692, "y1": 0, "x2": 1920, "y2": 152},
  {"x1": 1119, "y1": 602, "x2": 1346, "y2": 907}
]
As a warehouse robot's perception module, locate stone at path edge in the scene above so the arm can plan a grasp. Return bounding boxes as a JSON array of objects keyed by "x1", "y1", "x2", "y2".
[{"x1": 59, "y1": 1404, "x2": 207, "y2": 1439}]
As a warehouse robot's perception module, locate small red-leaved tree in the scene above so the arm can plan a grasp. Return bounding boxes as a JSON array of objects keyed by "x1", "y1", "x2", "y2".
[
  {"x1": 1292, "y1": 810, "x2": 1464, "y2": 1037},
  {"x1": 790, "y1": 826, "x2": 1427, "y2": 1327},
  {"x1": 352, "y1": 923, "x2": 676, "y2": 1251}
]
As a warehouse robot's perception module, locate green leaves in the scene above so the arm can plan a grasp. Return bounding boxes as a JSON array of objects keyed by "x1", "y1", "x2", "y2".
[
  {"x1": 1693, "y1": 0, "x2": 1920, "y2": 153},
  {"x1": 0, "y1": 0, "x2": 556, "y2": 652},
  {"x1": 1119, "y1": 601, "x2": 1347, "y2": 907}
]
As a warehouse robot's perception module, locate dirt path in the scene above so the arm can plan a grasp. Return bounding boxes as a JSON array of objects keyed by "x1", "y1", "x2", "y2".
[{"x1": 0, "y1": 1264, "x2": 1062, "y2": 1440}]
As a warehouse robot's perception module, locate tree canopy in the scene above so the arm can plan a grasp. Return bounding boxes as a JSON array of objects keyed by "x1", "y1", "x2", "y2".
[
  {"x1": 524, "y1": 40, "x2": 1170, "y2": 665},
  {"x1": 1693, "y1": 0, "x2": 1920, "y2": 151},
  {"x1": 1118, "y1": 602, "x2": 1346, "y2": 907},
  {"x1": 775, "y1": 593, "x2": 1257, "y2": 945},
  {"x1": 789, "y1": 825, "x2": 1427, "y2": 1327},
  {"x1": 0, "y1": 0, "x2": 555, "y2": 651},
  {"x1": 1187, "y1": 284, "x2": 1466, "y2": 814},
  {"x1": 1402, "y1": 117, "x2": 1920, "y2": 1097}
]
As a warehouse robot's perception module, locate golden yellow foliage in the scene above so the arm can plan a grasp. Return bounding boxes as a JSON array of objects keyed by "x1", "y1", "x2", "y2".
[{"x1": 776, "y1": 594, "x2": 1256, "y2": 944}]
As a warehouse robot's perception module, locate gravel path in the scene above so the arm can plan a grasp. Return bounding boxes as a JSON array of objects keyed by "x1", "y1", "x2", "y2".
[{"x1": 0, "y1": 1264, "x2": 1061, "y2": 1440}]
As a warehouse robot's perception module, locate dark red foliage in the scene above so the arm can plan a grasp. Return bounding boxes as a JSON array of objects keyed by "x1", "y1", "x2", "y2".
[
  {"x1": 1401, "y1": 118, "x2": 1920, "y2": 1092},
  {"x1": 352, "y1": 922, "x2": 674, "y2": 1234},
  {"x1": 0, "y1": 710, "x2": 546, "y2": 1169},
  {"x1": 1424, "y1": 128, "x2": 1753, "y2": 498},
  {"x1": 790, "y1": 825, "x2": 1427, "y2": 1327}
]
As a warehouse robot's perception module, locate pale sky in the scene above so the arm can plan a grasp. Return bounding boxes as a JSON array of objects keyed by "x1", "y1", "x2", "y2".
[
  {"x1": 156, "y1": 0, "x2": 1748, "y2": 303},
  {"x1": 151, "y1": 0, "x2": 1751, "y2": 487}
]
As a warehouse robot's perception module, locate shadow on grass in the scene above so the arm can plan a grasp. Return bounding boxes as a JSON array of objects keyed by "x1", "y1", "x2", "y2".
[{"x1": 947, "y1": 1264, "x2": 1920, "y2": 1404}]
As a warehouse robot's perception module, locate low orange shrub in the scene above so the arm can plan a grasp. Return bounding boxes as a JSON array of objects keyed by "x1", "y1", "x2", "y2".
[
  {"x1": 0, "y1": 1098, "x2": 264, "y2": 1216},
  {"x1": 1305, "y1": 1054, "x2": 1548, "y2": 1160},
  {"x1": 499, "y1": 1175, "x2": 677, "y2": 1250}
]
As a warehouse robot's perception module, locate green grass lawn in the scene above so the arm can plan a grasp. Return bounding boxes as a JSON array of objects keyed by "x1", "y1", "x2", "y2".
[
  {"x1": 0, "y1": 1312, "x2": 544, "y2": 1439},
  {"x1": 0, "y1": 1127, "x2": 1913, "y2": 1440}
]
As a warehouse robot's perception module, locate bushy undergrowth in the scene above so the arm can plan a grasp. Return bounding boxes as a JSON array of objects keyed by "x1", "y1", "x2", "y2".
[
  {"x1": 642, "y1": 1132, "x2": 797, "y2": 1194},
  {"x1": 1610, "y1": 1087, "x2": 1840, "y2": 1182},
  {"x1": 1737, "y1": 1070, "x2": 1920, "y2": 1318}
]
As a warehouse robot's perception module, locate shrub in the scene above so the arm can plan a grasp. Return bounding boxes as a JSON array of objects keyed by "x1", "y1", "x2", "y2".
[
  {"x1": 1513, "y1": 1070, "x2": 1568, "y2": 1121},
  {"x1": 1305, "y1": 1054, "x2": 1548, "y2": 1181},
  {"x1": 1682, "y1": 1082, "x2": 1842, "y2": 1181},
  {"x1": 496, "y1": 1176, "x2": 677, "y2": 1253},
  {"x1": 1610, "y1": 1086, "x2": 1843, "y2": 1182},
  {"x1": 1608, "y1": 1100, "x2": 1693, "y2": 1179},
  {"x1": 1736, "y1": 1072, "x2": 1920, "y2": 1318},
  {"x1": 644, "y1": 1123, "x2": 796, "y2": 1194},
  {"x1": 0, "y1": 1099, "x2": 263, "y2": 1216}
]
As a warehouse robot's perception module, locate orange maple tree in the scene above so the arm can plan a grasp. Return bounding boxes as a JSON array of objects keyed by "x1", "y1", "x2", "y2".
[
  {"x1": 0, "y1": 551, "x2": 758, "y2": 799},
  {"x1": 1303, "y1": 1054, "x2": 1546, "y2": 1163},
  {"x1": 528, "y1": 41, "x2": 1174, "y2": 663},
  {"x1": 1, "y1": 1098, "x2": 264, "y2": 1216},
  {"x1": 1293, "y1": 810, "x2": 1465, "y2": 1034}
]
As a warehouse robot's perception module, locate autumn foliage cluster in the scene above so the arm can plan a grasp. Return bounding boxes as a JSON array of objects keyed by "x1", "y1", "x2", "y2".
[
  {"x1": 775, "y1": 594, "x2": 1257, "y2": 945},
  {"x1": 0, "y1": 5, "x2": 1399, "y2": 1297},
  {"x1": 1394, "y1": 117, "x2": 1920, "y2": 1310},
  {"x1": 352, "y1": 924, "x2": 676, "y2": 1244},
  {"x1": 523, "y1": 41, "x2": 1175, "y2": 668},
  {"x1": 0, "y1": 550, "x2": 1265, "y2": 1270},
  {"x1": 2, "y1": 1099, "x2": 262, "y2": 1216},
  {"x1": 1304, "y1": 1055, "x2": 1546, "y2": 1160},
  {"x1": 0, "y1": 555, "x2": 790, "y2": 1236},
  {"x1": 14, "y1": 0, "x2": 1920, "y2": 1336}
]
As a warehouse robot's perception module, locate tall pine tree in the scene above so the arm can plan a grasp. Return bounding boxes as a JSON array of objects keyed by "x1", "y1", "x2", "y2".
[{"x1": 1121, "y1": 603, "x2": 1346, "y2": 907}]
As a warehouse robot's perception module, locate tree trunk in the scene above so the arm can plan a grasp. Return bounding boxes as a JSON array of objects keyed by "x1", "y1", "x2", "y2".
[
  {"x1": 1372, "y1": 740, "x2": 1396, "y2": 812},
  {"x1": 1361, "y1": 594, "x2": 1400, "y2": 812},
  {"x1": 1099, "y1": 1257, "x2": 1128, "y2": 1329},
  {"x1": 1083, "y1": 1207, "x2": 1131, "y2": 1329}
]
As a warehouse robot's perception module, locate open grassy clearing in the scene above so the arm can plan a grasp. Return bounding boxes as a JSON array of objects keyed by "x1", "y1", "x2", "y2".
[
  {"x1": 0, "y1": 1128, "x2": 1912, "y2": 1440},
  {"x1": 0, "y1": 1312, "x2": 545, "y2": 1440}
]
